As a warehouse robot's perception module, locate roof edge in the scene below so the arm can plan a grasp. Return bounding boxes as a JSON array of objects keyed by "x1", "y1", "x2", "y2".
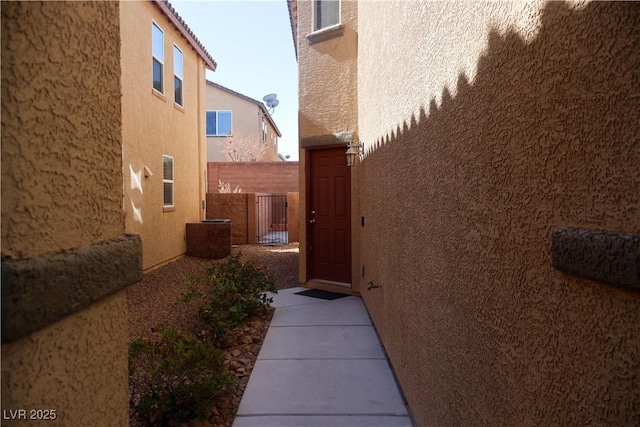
[
  {"x1": 154, "y1": 0, "x2": 217, "y2": 71},
  {"x1": 206, "y1": 80, "x2": 282, "y2": 137},
  {"x1": 287, "y1": 0, "x2": 298, "y2": 60}
]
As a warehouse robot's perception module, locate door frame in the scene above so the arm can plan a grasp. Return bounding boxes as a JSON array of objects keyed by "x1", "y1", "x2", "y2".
[{"x1": 305, "y1": 146, "x2": 352, "y2": 286}]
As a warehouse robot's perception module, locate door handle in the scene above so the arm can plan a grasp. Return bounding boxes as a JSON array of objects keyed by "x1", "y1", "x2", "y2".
[
  {"x1": 309, "y1": 219, "x2": 316, "y2": 224},
  {"x1": 311, "y1": 210, "x2": 316, "y2": 215}
]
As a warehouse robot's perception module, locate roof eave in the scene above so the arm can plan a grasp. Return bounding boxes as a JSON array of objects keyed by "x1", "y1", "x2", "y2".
[
  {"x1": 154, "y1": 0, "x2": 217, "y2": 71},
  {"x1": 206, "y1": 80, "x2": 282, "y2": 137},
  {"x1": 287, "y1": 0, "x2": 298, "y2": 61}
]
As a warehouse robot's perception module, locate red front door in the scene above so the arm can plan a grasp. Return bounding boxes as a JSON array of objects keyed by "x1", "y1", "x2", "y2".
[{"x1": 309, "y1": 147, "x2": 351, "y2": 284}]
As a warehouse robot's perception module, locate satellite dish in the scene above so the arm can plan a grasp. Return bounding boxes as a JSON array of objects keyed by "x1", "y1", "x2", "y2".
[
  {"x1": 263, "y1": 93, "x2": 277, "y2": 105},
  {"x1": 262, "y1": 93, "x2": 279, "y2": 114}
]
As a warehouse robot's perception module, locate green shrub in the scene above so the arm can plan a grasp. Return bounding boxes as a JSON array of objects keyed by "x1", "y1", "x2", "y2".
[
  {"x1": 129, "y1": 326, "x2": 234, "y2": 424},
  {"x1": 183, "y1": 253, "x2": 277, "y2": 346}
]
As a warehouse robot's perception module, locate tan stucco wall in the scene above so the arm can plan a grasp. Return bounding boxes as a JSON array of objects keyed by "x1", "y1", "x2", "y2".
[
  {"x1": 121, "y1": 0, "x2": 208, "y2": 270},
  {"x1": 206, "y1": 84, "x2": 279, "y2": 162},
  {"x1": 1, "y1": 2, "x2": 129, "y2": 425},
  {"x1": 1, "y1": 1, "x2": 124, "y2": 259},
  {"x1": 357, "y1": 1, "x2": 640, "y2": 425},
  {"x1": 298, "y1": 0, "x2": 358, "y2": 139},
  {"x1": 1, "y1": 294, "x2": 129, "y2": 426},
  {"x1": 297, "y1": 0, "x2": 359, "y2": 286}
]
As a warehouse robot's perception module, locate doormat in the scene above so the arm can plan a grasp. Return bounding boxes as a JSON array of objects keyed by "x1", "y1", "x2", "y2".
[{"x1": 295, "y1": 289, "x2": 349, "y2": 300}]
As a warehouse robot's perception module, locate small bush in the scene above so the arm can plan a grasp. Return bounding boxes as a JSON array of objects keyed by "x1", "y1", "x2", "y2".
[
  {"x1": 184, "y1": 253, "x2": 277, "y2": 346},
  {"x1": 129, "y1": 326, "x2": 234, "y2": 424}
]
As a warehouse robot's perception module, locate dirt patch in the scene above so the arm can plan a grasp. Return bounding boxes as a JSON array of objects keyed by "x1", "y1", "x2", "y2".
[{"x1": 127, "y1": 243, "x2": 299, "y2": 426}]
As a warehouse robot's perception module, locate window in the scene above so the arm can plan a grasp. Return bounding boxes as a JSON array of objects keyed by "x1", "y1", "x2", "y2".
[
  {"x1": 206, "y1": 111, "x2": 232, "y2": 136},
  {"x1": 314, "y1": 0, "x2": 340, "y2": 31},
  {"x1": 152, "y1": 22, "x2": 164, "y2": 93},
  {"x1": 163, "y1": 155, "x2": 174, "y2": 207},
  {"x1": 262, "y1": 119, "x2": 267, "y2": 143},
  {"x1": 173, "y1": 45, "x2": 183, "y2": 106}
]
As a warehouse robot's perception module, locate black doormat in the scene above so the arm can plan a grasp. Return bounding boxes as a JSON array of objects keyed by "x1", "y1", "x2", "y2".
[{"x1": 295, "y1": 289, "x2": 349, "y2": 300}]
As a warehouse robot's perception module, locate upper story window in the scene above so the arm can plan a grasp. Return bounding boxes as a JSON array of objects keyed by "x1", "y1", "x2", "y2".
[
  {"x1": 206, "y1": 111, "x2": 232, "y2": 136},
  {"x1": 314, "y1": 0, "x2": 340, "y2": 31},
  {"x1": 308, "y1": 0, "x2": 343, "y2": 44},
  {"x1": 152, "y1": 22, "x2": 164, "y2": 94},
  {"x1": 261, "y1": 119, "x2": 267, "y2": 143},
  {"x1": 173, "y1": 45, "x2": 183, "y2": 106}
]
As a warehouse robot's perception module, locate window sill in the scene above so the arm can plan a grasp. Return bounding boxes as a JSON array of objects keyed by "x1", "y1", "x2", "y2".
[
  {"x1": 206, "y1": 135, "x2": 233, "y2": 138},
  {"x1": 163, "y1": 206, "x2": 175, "y2": 212},
  {"x1": 307, "y1": 23, "x2": 344, "y2": 45},
  {"x1": 152, "y1": 88, "x2": 166, "y2": 101},
  {"x1": 174, "y1": 102, "x2": 184, "y2": 113}
]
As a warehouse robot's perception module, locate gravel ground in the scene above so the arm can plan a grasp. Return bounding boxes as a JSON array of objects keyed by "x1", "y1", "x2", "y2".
[
  {"x1": 127, "y1": 243, "x2": 299, "y2": 426},
  {"x1": 127, "y1": 243, "x2": 299, "y2": 342}
]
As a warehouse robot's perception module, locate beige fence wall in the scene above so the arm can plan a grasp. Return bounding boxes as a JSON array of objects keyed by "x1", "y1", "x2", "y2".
[
  {"x1": 206, "y1": 193, "x2": 299, "y2": 245},
  {"x1": 208, "y1": 161, "x2": 299, "y2": 194}
]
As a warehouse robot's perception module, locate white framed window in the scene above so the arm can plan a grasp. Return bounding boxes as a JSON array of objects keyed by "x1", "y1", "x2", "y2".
[
  {"x1": 313, "y1": 0, "x2": 340, "y2": 31},
  {"x1": 163, "y1": 155, "x2": 174, "y2": 207},
  {"x1": 152, "y1": 22, "x2": 164, "y2": 94},
  {"x1": 262, "y1": 119, "x2": 267, "y2": 143},
  {"x1": 173, "y1": 45, "x2": 183, "y2": 106},
  {"x1": 206, "y1": 111, "x2": 232, "y2": 136}
]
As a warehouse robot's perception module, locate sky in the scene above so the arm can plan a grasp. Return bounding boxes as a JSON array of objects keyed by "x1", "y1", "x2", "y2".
[{"x1": 171, "y1": 0, "x2": 299, "y2": 160}]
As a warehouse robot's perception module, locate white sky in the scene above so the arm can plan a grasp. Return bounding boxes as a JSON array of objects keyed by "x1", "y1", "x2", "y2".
[{"x1": 171, "y1": 0, "x2": 299, "y2": 160}]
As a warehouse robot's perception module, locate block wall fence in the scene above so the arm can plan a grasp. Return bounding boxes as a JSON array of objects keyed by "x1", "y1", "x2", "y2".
[
  {"x1": 207, "y1": 162, "x2": 299, "y2": 194},
  {"x1": 206, "y1": 192, "x2": 299, "y2": 245}
]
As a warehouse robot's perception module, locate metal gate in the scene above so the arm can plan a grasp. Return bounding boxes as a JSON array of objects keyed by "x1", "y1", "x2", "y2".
[{"x1": 257, "y1": 195, "x2": 288, "y2": 244}]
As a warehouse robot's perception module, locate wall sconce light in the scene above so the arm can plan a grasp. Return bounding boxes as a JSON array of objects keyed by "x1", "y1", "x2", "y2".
[{"x1": 346, "y1": 141, "x2": 364, "y2": 167}]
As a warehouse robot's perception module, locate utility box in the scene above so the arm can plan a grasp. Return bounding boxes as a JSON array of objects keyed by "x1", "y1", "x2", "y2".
[{"x1": 186, "y1": 220, "x2": 231, "y2": 259}]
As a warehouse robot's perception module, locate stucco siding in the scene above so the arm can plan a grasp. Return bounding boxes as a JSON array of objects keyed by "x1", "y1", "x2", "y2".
[
  {"x1": 121, "y1": 0, "x2": 207, "y2": 270},
  {"x1": 357, "y1": 1, "x2": 640, "y2": 425},
  {"x1": 1, "y1": 294, "x2": 129, "y2": 426},
  {"x1": 298, "y1": 0, "x2": 357, "y2": 139},
  {"x1": 1, "y1": 1, "x2": 124, "y2": 259},
  {"x1": 1, "y1": 1, "x2": 131, "y2": 424}
]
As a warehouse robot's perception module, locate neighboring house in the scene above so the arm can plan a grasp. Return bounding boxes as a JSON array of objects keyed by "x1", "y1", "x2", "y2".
[
  {"x1": 206, "y1": 81, "x2": 282, "y2": 162},
  {"x1": 121, "y1": 0, "x2": 216, "y2": 271},
  {"x1": 290, "y1": 1, "x2": 640, "y2": 426},
  {"x1": 2, "y1": 2, "x2": 141, "y2": 424}
]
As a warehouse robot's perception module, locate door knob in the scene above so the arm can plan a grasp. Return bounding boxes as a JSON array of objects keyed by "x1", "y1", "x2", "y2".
[{"x1": 309, "y1": 219, "x2": 316, "y2": 223}]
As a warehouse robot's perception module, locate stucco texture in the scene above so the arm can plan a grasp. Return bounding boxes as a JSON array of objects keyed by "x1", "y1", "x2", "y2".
[
  {"x1": 298, "y1": 0, "x2": 358, "y2": 139},
  {"x1": 1, "y1": 294, "x2": 129, "y2": 426},
  {"x1": 357, "y1": 1, "x2": 640, "y2": 425},
  {"x1": 1, "y1": 2, "x2": 130, "y2": 425},
  {"x1": 120, "y1": 0, "x2": 208, "y2": 270},
  {"x1": 1, "y1": 1, "x2": 124, "y2": 259}
]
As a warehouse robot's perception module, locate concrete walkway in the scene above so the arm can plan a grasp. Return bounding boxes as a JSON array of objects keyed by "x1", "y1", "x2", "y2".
[{"x1": 233, "y1": 287, "x2": 413, "y2": 427}]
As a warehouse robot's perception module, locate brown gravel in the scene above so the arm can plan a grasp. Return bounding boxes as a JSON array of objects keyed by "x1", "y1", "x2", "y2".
[{"x1": 127, "y1": 242, "x2": 299, "y2": 426}]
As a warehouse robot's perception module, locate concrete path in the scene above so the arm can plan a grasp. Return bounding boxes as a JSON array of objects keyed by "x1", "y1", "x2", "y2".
[{"x1": 233, "y1": 287, "x2": 413, "y2": 427}]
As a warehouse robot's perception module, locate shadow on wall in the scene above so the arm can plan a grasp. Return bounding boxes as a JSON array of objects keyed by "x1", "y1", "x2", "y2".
[{"x1": 360, "y1": 2, "x2": 639, "y2": 426}]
